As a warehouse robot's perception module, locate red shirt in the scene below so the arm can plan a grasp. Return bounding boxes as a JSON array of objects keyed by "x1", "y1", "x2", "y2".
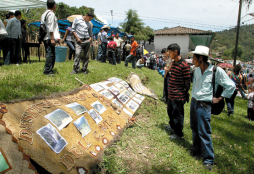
[
  {"x1": 168, "y1": 58, "x2": 190, "y2": 100},
  {"x1": 107, "y1": 41, "x2": 117, "y2": 49}
]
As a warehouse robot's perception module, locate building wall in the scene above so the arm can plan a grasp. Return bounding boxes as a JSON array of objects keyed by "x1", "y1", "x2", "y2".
[{"x1": 154, "y1": 35, "x2": 190, "y2": 58}]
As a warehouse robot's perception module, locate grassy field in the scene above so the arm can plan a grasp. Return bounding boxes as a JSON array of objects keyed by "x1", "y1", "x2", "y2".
[{"x1": 0, "y1": 57, "x2": 253, "y2": 174}]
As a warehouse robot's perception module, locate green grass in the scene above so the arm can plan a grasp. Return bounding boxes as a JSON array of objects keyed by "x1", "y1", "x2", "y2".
[{"x1": 0, "y1": 57, "x2": 253, "y2": 174}]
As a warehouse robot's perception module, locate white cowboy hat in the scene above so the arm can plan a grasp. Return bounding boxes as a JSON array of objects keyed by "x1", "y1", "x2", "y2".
[
  {"x1": 188, "y1": 45, "x2": 210, "y2": 57},
  {"x1": 67, "y1": 15, "x2": 82, "y2": 22},
  {"x1": 151, "y1": 51, "x2": 155, "y2": 54},
  {"x1": 102, "y1": 25, "x2": 110, "y2": 29}
]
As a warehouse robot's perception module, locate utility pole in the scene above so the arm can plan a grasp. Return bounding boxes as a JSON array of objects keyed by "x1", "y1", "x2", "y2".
[
  {"x1": 110, "y1": 10, "x2": 113, "y2": 24},
  {"x1": 234, "y1": 0, "x2": 243, "y2": 66}
]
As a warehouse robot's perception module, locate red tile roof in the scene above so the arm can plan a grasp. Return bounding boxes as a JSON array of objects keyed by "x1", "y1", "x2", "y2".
[{"x1": 154, "y1": 26, "x2": 214, "y2": 35}]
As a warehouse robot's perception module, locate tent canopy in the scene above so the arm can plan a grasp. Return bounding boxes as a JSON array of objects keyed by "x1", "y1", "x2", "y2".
[
  {"x1": 29, "y1": 18, "x2": 132, "y2": 38},
  {"x1": 0, "y1": 0, "x2": 45, "y2": 11},
  {"x1": 189, "y1": 33, "x2": 216, "y2": 47}
]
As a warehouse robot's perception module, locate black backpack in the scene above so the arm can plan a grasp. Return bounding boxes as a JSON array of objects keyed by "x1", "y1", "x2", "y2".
[
  {"x1": 38, "y1": 11, "x2": 50, "y2": 44},
  {"x1": 211, "y1": 65, "x2": 225, "y2": 115}
]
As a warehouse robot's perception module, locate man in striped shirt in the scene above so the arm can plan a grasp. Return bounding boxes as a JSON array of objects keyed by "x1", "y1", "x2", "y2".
[{"x1": 166, "y1": 43, "x2": 190, "y2": 139}]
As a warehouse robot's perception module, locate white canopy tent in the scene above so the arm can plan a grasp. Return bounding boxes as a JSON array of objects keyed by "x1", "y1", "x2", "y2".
[{"x1": 0, "y1": 0, "x2": 46, "y2": 11}]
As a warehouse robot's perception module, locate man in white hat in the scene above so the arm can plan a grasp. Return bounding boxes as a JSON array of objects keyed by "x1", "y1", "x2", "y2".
[
  {"x1": 70, "y1": 11, "x2": 94, "y2": 75},
  {"x1": 100, "y1": 25, "x2": 110, "y2": 63},
  {"x1": 189, "y1": 45, "x2": 235, "y2": 171}
]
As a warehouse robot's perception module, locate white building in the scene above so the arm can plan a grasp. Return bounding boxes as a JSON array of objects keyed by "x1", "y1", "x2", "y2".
[{"x1": 154, "y1": 26, "x2": 215, "y2": 58}]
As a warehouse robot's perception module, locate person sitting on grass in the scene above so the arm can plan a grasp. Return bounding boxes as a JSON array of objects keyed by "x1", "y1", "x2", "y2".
[
  {"x1": 136, "y1": 57, "x2": 145, "y2": 69},
  {"x1": 246, "y1": 86, "x2": 254, "y2": 120}
]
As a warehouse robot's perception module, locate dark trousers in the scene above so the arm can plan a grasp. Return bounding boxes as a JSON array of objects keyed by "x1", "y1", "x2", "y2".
[
  {"x1": 248, "y1": 108, "x2": 254, "y2": 120},
  {"x1": 115, "y1": 47, "x2": 121, "y2": 63},
  {"x1": 122, "y1": 50, "x2": 126, "y2": 61},
  {"x1": 101, "y1": 42, "x2": 107, "y2": 62},
  {"x1": 0, "y1": 38, "x2": 9, "y2": 62},
  {"x1": 43, "y1": 40, "x2": 55, "y2": 74},
  {"x1": 9, "y1": 38, "x2": 21, "y2": 64},
  {"x1": 66, "y1": 40, "x2": 75, "y2": 60},
  {"x1": 125, "y1": 51, "x2": 130, "y2": 59},
  {"x1": 108, "y1": 49, "x2": 116, "y2": 65},
  {"x1": 21, "y1": 42, "x2": 29, "y2": 62},
  {"x1": 225, "y1": 89, "x2": 238, "y2": 115},
  {"x1": 167, "y1": 99, "x2": 185, "y2": 137}
]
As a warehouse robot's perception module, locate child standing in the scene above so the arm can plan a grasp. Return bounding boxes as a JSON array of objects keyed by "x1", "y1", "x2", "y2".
[{"x1": 246, "y1": 86, "x2": 254, "y2": 120}]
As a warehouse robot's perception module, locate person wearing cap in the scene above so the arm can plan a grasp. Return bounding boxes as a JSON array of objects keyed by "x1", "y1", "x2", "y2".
[
  {"x1": 124, "y1": 41, "x2": 132, "y2": 58},
  {"x1": 70, "y1": 11, "x2": 94, "y2": 75},
  {"x1": 124, "y1": 36, "x2": 139, "y2": 69},
  {"x1": 40, "y1": 0, "x2": 60, "y2": 76},
  {"x1": 166, "y1": 43, "x2": 190, "y2": 140},
  {"x1": 114, "y1": 33, "x2": 126, "y2": 64},
  {"x1": 95, "y1": 28, "x2": 103, "y2": 61},
  {"x1": 189, "y1": 45, "x2": 235, "y2": 171},
  {"x1": 107, "y1": 36, "x2": 117, "y2": 65},
  {"x1": 100, "y1": 25, "x2": 110, "y2": 63}
]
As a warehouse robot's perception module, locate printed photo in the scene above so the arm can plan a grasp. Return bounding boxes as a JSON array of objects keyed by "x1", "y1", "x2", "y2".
[
  {"x1": 74, "y1": 116, "x2": 91, "y2": 138},
  {"x1": 91, "y1": 101, "x2": 107, "y2": 114},
  {"x1": 132, "y1": 97, "x2": 142, "y2": 104},
  {"x1": 117, "y1": 93, "x2": 130, "y2": 104},
  {"x1": 108, "y1": 77, "x2": 122, "y2": 83},
  {"x1": 126, "y1": 99, "x2": 139, "y2": 112},
  {"x1": 108, "y1": 86, "x2": 120, "y2": 95},
  {"x1": 100, "y1": 89, "x2": 114, "y2": 100},
  {"x1": 123, "y1": 90, "x2": 132, "y2": 98},
  {"x1": 123, "y1": 108, "x2": 133, "y2": 117},
  {"x1": 120, "y1": 81, "x2": 130, "y2": 88},
  {"x1": 112, "y1": 99, "x2": 123, "y2": 109},
  {"x1": 65, "y1": 102, "x2": 87, "y2": 115},
  {"x1": 127, "y1": 87, "x2": 136, "y2": 95},
  {"x1": 45, "y1": 109, "x2": 73, "y2": 131},
  {"x1": 88, "y1": 109, "x2": 103, "y2": 124},
  {"x1": 36, "y1": 123, "x2": 68, "y2": 154},
  {"x1": 114, "y1": 83, "x2": 125, "y2": 91},
  {"x1": 135, "y1": 94, "x2": 145, "y2": 100},
  {"x1": 90, "y1": 84, "x2": 104, "y2": 92}
]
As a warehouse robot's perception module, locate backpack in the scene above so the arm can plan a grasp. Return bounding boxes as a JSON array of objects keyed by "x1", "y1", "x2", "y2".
[
  {"x1": 211, "y1": 65, "x2": 225, "y2": 115},
  {"x1": 38, "y1": 11, "x2": 50, "y2": 44}
]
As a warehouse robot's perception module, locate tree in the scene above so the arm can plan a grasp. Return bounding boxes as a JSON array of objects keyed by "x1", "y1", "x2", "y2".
[
  {"x1": 222, "y1": 50, "x2": 231, "y2": 59},
  {"x1": 120, "y1": 9, "x2": 154, "y2": 41}
]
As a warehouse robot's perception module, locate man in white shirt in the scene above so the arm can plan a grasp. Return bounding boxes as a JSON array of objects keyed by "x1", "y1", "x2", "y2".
[
  {"x1": 100, "y1": 25, "x2": 110, "y2": 63},
  {"x1": 0, "y1": 19, "x2": 8, "y2": 62},
  {"x1": 70, "y1": 11, "x2": 94, "y2": 74},
  {"x1": 41, "y1": 0, "x2": 60, "y2": 76},
  {"x1": 114, "y1": 33, "x2": 126, "y2": 64},
  {"x1": 6, "y1": 11, "x2": 22, "y2": 65}
]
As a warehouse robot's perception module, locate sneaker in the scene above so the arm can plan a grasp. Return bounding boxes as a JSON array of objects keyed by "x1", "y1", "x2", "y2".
[
  {"x1": 169, "y1": 134, "x2": 180, "y2": 139},
  {"x1": 164, "y1": 125, "x2": 173, "y2": 131},
  {"x1": 204, "y1": 163, "x2": 213, "y2": 171}
]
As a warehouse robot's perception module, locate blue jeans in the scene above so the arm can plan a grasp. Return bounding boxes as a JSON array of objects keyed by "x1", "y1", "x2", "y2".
[
  {"x1": 101, "y1": 42, "x2": 107, "y2": 62},
  {"x1": 225, "y1": 89, "x2": 238, "y2": 115},
  {"x1": 9, "y1": 38, "x2": 21, "y2": 64},
  {"x1": 66, "y1": 40, "x2": 75, "y2": 60},
  {"x1": 167, "y1": 99, "x2": 185, "y2": 137},
  {"x1": 125, "y1": 54, "x2": 136, "y2": 68},
  {"x1": 108, "y1": 49, "x2": 116, "y2": 65},
  {"x1": 96, "y1": 44, "x2": 103, "y2": 61},
  {"x1": 190, "y1": 98, "x2": 214, "y2": 164}
]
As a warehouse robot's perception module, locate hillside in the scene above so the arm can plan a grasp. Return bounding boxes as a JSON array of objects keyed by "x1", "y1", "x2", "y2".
[{"x1": 210, "y1": 24, "x2": 254, "y2": 62}]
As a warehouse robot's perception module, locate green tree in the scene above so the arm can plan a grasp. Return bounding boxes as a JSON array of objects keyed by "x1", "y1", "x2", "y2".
[
  {"x1": 222, "y1": 50, "x2": 231, "y2": 59},
  {"x1": 120, "y1": 9, "x2": 154, "y2": 41}
]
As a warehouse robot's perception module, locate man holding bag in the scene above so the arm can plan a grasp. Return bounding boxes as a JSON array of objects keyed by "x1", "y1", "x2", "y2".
[{"x1": 188, "y1": 45, "x2": 235, "y2": 171}]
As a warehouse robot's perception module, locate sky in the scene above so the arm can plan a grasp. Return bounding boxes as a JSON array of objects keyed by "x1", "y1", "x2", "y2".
[{"x1": 52, "y1": 0, "x2": 254, "y2": 32}]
